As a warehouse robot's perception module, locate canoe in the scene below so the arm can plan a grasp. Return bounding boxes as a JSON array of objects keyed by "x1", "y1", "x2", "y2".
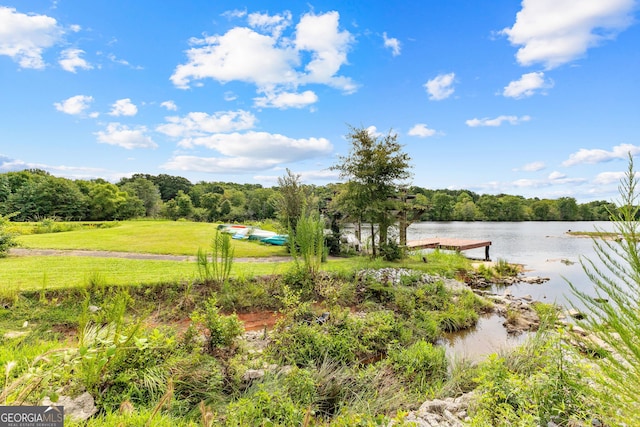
[{"x1": 261, "y1": 235, "x2": 288, "y2": 246}]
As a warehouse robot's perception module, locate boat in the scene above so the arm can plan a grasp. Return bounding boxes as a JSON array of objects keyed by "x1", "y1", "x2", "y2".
[
  {"x1": 261, "y1": 235, "x2": 288, "y2": 246},
  {"x1": 247, "y1": 229, "x2": 278, "y2": 241}
]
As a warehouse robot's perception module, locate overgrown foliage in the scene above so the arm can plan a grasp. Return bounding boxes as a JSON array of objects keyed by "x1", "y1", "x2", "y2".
[
  {"x1": 467, "y1": 307, "x2": 597, "y2": 426},
  {"x1": 289, "y1": 209, "x2": 326, "y2": 281},
  {"x1": 570, "y1": 154, "x2": 640, "y2": 425},
  {"x1": 0, "y1": 213, "x2": 17, "y2": 257}
]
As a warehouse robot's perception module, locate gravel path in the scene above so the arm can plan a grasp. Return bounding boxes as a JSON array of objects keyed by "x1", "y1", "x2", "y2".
[{"x1": 9, "y1": 248, "x2": 293, "y2": 263}]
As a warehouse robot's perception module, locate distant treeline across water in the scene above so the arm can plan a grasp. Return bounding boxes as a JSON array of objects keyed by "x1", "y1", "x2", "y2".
[{"x1": 0, "y1": 169, "x2": 616, "y2": 222}]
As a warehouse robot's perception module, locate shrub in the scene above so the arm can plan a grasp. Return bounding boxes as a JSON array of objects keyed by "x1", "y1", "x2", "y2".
[
  {"x1": 388, "y1": 340, "x2": 448, "y2": 394},
  {"x1": 290, "y1": 209, "x2": 325, "y2": 279},
  {"x1": 379, "y1": 239, "x2": 404, "y2": 261},
  {"x1": 224, "y1": 386, "x2": 306, "y2": 426},
  {"x1": 0, "y1": 213, "x2": 17, "y2": 257},
  {"x1": 190, "y1": 296, "x2": 244, "y2": 353}
]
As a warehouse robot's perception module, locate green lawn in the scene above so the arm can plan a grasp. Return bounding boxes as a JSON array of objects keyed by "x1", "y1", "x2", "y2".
[
  {"x1": 0, "y1": 256, "x2": 294, "y2": 291},
  {"x1": 15, "y1": 220, "x2": 288, "y2": 257},
  {"x1": 2, "y1": 220, "x2": 295, "y2": 290}
]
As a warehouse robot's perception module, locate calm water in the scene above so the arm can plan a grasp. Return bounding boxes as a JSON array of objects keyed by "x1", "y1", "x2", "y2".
[
  {"x1": 408, "y1": 221, "x2": 616, "y2": 309},
  {"x1": 407, "y1": 221, "x2": 619, "y2": 360}
]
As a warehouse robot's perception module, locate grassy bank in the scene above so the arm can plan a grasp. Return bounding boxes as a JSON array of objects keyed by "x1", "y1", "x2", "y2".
[
  {"x1": 14, "y1": 220, "x2": 288, "y2": 257},
  {"x1": 0, "y1": 219, "x2": 610, "y2": 425}
]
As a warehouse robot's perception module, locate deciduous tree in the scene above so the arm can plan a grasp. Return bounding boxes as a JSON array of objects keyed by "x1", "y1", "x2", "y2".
[{"x1": 331, "y1": 126, "x2": 412, "y2": 257}]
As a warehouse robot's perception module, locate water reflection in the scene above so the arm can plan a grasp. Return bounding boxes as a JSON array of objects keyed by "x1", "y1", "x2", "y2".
[{"x1": 438, "y1": 313, "x2": 530, "y2": 362}]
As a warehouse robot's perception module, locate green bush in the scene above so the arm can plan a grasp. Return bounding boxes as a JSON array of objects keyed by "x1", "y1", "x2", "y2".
[
  {"x1": 388, "y1": 340, "x2": 448, "y2": 393},
  {"x1": 0, "y1": 214, "x2": 17, "y2": 257},
  {"x1": 191, "y1": 296, "x2": 244, "y2": 352},
  {"x1": 379, "y1": 239, "x2": 404, "y2": 261},
  {"x1": 225, "y1": 386, "x2": 306, "y2": 426}
]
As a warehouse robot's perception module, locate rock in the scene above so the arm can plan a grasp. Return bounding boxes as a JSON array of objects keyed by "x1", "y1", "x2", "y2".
[
  {"x1": 242, "y1": 369, "x2": 265, "y2": 382},
  {"x1": 568, "y1": 309, "x2": 585, "y2": 319},
  {"x1": 42, "y1": 392, "x2": 97, "y2": 422},
  {"x1": 391, "y1": 392, "x2": 474, "y2": 427},
  {"x1": 4, "y1": 330, "x2": 28, "y2": 339},
  {"x1": 88, "y1": 305, "x2": 101, "y2": 313}
]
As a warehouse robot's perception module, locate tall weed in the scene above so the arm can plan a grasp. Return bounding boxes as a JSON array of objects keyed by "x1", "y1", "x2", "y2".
[{"x1": 197, "y1": 231, "x2": 234, "y2": 285}]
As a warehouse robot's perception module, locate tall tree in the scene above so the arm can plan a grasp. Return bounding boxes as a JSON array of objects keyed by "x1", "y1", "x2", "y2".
[
  {"x1": 276, "y1": 169, "x2": 307, "y2": 231},
  {"x1": 120, "y1": 177, "x2": 162, "y2": 217},
  {"x1": 331, "y1": 126, "x2": 412, "y2": 257}
]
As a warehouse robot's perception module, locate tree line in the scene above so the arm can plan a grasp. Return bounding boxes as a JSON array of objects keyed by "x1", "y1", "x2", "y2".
[{"x1": 0, "y1": 168, "x2": 615, "y2": 224}]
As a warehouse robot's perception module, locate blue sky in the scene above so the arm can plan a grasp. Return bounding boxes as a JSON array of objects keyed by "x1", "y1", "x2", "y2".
[{"x1": 1, "y1": 0, "x2": 639, "y2": 202}]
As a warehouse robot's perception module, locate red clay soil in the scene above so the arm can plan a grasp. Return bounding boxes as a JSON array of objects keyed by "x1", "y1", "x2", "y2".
[{"x1": 236, "y1": 310, "x2": 282, "y2": 331}]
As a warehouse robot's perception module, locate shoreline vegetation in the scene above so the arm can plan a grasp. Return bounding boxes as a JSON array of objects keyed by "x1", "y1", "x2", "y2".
[
  {"x1": 0, "y1": 219, "x2": 612, "y2": 426},
  {"x1": 0, "y1": 122, "x2": 636, "y2": 426}
]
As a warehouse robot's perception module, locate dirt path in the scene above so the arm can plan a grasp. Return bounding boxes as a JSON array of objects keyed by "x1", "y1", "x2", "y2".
[{"x1": 9, "y1": 248, "x2": 293, "y2": 263}]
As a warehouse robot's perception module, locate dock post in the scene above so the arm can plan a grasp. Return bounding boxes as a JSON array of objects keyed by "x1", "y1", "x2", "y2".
[{"x1": 485, "y1": 245, "x2": 490, "y2": 261}]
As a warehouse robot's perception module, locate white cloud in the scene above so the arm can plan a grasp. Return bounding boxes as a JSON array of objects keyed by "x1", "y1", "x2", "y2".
[
  {"x1": 424, "y1": 73, "x2": 455, "y2": 100},
  {"x1": 222, "y1": 9, "x2": 247, "y2": 20},
  {"x1": 162, "y1": 131, "x2": 332, "y2": 174},
  {"x1": 294, "y1": 11, "x2": 355, "y2": 90},
  {"x1": 466, "y1": 115, "x2": 531, "y2": 127},
  {"x1": 383, "y1": 32, "x2": 401, "y2": 56},
  {"x1": 501, "y1": 0, "x2": 636, "y2": 69},
  {"x1": 109, "y1": 98, "x2": 138, "y2": 116},
  {"x1": 162, "y1": 155, "x2": 280, "y2": 173},
  {"x1": 548, "y1": 171, "x2": 566, "y2": 180},
  {"x1": 254, "y1": 90, "x2": 318, "y2": 109},
  {"x1": 248, "y1": 11, "x2": 292, "y2": 37},
  {"x1": 181, "y1": 131, "x2": 332, "y2": 160},
  {"x1": 408, "y1": 124, "x2": 437, "y2": 138},
  {"x1": 520, "y1": 161, "x2": 546, "y2": 172},
  {"x1": 512, "y1": 178, "x2": 544, "y2": 188},
  {"x1": 58, "y1": 48, "x2": 92, "y2": 73},
  {"x1": 160, "y1": 100, "x2": 178, "y2": 111},
  {"x1": 171, "y1": 27, "x2": 298, "y2": 89},
  {"x1": 562, "y1": 143, "x2": 640, "y2": 166},
  {"x1": 0, "y1": 155, "x2": 125, "y2": 180},
  {"x1": 255, "y1": 169, "x2": 339, "y2": 184},
  {"x1": 96, "y1": 123, "x2": 157, "y2": 149},
  {"x1": 156, "y1": 110, "x2": 256, "y2": 140},
  {"x1": 503, "y1": 72, "x2": 553, "y2": 98},
  {"x1": 511, "y1": 173, "x2": 586, "y2": 188},
  {"x1": 170, "y1": 11, "x2": 356, "y2": 99},
  {"x1": 593, "y1": 171, "x2": 625, "y2": 185},
  {"x1": 53, "y1": 95, "x2": 94, "y2": 115},
  {"x1": 366, "y1": 126, "x2": 383, "y2": 138},
  {"x1": 0, "y1": 6, "x2": 64, "y2": 69},
  {"x1": 106, "y1": 53, "x2": 142, "y2": 69}
]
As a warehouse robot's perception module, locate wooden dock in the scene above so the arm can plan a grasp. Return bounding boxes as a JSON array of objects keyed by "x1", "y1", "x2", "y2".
[{"x1": 407, "y1": 238, "x2": 492, "y2": 260}]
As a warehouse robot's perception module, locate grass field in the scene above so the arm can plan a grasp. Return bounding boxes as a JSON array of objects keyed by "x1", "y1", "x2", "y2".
[
  {"x1": 1, "y1": 220, "x2": 298, "y2": 290},
  {"x1": 15, "y1": 220, "x2": 288, "y2": 257},
  {"x1": 0, "y1": 256, "x2": 300, "y2": 291},
  {"x1": 3, "y1": 219, "x2": 469, "y2": 291}
]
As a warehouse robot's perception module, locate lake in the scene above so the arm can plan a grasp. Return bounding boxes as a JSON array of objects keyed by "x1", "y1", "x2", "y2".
[
  {"x1": 407, "y1": 221, "x2": 616, "y2": 309},
  {"x1": 406, "y1": 221, "x2": 620, "y2": 360}
]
